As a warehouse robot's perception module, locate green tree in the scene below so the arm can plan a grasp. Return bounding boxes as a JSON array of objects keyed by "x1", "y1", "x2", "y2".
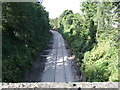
[
  {"x1": 2, "y1": 2, "x2": 51, "y2": 82},
  {"x1": 49, "y1": 2, "x2": 119, "y2": 82}
]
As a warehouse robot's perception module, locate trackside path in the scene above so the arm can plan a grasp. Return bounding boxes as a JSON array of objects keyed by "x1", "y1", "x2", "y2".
[{"x1": 41, "y1": 30, "x2": 78, "y2": 82}]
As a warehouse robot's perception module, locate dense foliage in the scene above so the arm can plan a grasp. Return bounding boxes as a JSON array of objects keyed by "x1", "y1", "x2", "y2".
[
  {"x1": 50, "y1": 2, "x2": 119, "y2": 82},
  {"x1": 2, "y1": 2, "x2": 51, "y2": 82}
]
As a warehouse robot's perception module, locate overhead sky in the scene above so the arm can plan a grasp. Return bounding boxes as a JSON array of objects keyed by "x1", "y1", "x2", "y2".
[{"x1": 42, "y1": 0, "x2": 82, "y2": 19}]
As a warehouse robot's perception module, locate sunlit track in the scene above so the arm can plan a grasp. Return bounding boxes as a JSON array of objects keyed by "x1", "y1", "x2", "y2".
[{"x1": 41, "y1": 30, "x2": 78, "y2": 82}]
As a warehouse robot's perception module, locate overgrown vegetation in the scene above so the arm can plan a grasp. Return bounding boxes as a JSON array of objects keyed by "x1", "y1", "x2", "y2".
[
  {"x1": 2, "y1": 2, "x2": 51, "y2": 82},
  {"x1": 50, "y1": 2, "x2": 119, "y2": 82}
]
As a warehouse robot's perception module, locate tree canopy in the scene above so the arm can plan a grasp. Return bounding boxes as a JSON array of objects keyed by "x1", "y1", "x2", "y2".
[
  {"x1": 49, "y1": 2, "x2": 119, "y2": 82},
  {"x1": 2, "y1": 2, "x2": 51, "y2": 82}
]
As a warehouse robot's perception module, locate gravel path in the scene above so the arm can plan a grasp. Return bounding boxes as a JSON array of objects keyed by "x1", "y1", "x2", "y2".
[{"x1": 41, "y1": 30, "x2": 78, "y2": 82}]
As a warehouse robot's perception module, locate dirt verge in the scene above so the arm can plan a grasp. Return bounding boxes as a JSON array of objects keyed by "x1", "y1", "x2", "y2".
[
  {"x1": 22, "y1": 34, "x2": 53, "y2": 82},
  {"x1": 64, "y1": 40, "x2": 81, "y2": 82}
]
